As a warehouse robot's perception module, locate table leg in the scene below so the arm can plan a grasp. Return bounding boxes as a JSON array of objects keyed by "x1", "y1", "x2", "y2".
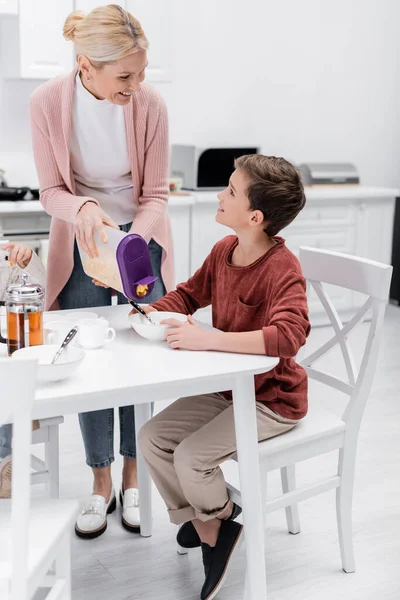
[
  {"x1": 135, "y1": 402, "x2": 153, "y2": 538},
  {"x1": 232, "y1": 374, "x2": 268, "y2": 600}
]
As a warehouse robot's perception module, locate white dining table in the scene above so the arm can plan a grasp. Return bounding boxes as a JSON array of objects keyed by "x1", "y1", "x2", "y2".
[{"x1": 26, "y1": 304, "x2": 278, "y2": 600}]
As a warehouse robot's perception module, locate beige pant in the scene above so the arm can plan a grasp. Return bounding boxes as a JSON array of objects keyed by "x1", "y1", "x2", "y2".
[{"x1": 138, "y1": 393, "x2": 298, "y2": 525}]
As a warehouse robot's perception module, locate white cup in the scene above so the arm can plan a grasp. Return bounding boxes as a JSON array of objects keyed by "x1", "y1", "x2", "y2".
[
  {"x1": 78, "y1": 318, "x2": 116, "y2": 349},
  {"x1": 44, "y1": 320, "x2": 76, "y2": 346}
]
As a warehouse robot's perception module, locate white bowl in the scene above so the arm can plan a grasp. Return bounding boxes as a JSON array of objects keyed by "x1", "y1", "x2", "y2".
[
  {"x1": 12, "y1": 344, "x2": 85, "y2": 383},
  {"x1": 129, "y1": 311, "x2": 188, "y2": 341}
]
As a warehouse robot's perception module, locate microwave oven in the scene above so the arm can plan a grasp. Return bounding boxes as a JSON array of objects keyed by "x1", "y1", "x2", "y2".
[{"x1": 170, "y1": 145, "x2": 260, "y2": 190}]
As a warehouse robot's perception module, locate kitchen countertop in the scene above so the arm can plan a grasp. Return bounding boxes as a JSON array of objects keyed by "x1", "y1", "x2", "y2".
[
  {"x1": 0, "y1": 185, "x2": 399, "y2": 215},
  {"x1": 192, "y1": 185, "x2": 400, "y2": 204},
  {"x1": 0, "y1": 194, "x2": 196, "y2": 215},
  {"x1": 0, "y1": 201, "x2": 47, "y2": 214},
  {"x1": 303, "y1": 185, "x2": 400, "y2": 200}
]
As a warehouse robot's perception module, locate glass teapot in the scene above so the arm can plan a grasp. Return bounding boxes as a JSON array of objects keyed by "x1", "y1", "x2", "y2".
[{"x1": 0, "y1": 273, "x2": 45, "y2": 356}]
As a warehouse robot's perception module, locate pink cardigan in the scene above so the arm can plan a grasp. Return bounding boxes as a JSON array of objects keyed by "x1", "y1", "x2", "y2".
[{"x1": 29, "y1": 68, "x2": 174, "y2": 310}]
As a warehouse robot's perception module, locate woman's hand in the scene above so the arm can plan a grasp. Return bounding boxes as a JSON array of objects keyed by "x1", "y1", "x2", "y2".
[
  {"x1": 75, "y1": 202, "x2": 119, "y2": 259},
  {"x1": 1, "y1": 242, "x2": 32, "y2": 268},
  {"x1": 163, "y1": 315, "x2": 212, "y2": 351}
]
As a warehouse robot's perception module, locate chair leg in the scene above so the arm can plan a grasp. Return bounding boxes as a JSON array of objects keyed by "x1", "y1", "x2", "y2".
[
  {"x1": 56, "y1": 529, "x2": 72, "y2": 600},
  {"x1": 336, "y1": 447, "x2": 356, "y2": 573},
  {"x1": 45, "y1": 425, "x2": 60, "y2": 499},
  {"x1": 244, "y1": 569, "x2": 250, "y2": 600},
  {"x1": 280, "y1": 465, "x2": 301, "y2": 534}
]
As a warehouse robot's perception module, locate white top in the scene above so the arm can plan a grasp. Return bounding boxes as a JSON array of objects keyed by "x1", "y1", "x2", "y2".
[{"x1": 70, "y1": 73, "x2": 136, "y2": 226}]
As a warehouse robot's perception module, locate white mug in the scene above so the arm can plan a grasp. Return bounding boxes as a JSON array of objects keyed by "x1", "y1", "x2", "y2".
[
  {"x1": 44, "y1": 320, "x2": 76, "y2": 346},
  {"x1": 78, "y1": 318, "x2": 116, "y2": 349}
]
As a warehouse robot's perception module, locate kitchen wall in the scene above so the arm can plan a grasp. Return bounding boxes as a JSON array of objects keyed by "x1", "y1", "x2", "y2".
[{"x1": 0, "y1": 0, "x2": 399, "y2": 188}]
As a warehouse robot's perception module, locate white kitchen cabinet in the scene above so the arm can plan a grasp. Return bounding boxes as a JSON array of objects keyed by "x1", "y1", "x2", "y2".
[
  {"x1": 283, "y1": 225, "x2": 356, "y2": 318},
  {"x1": 126, "y1": 0, "x2": 171, "y2": 82},
  {"x1": 0, "y1": 0, "x2": 17, "y2": 15},
  {"x1": 75, "y1": 1, "x2": 171, "y2": 82},
  {"x1": 1, "y1": 0, "x2": 171, "y2": 81},
  {"x1": 1, "y1": 0, "x2": 74, "y2": 79},
  {"x1": 167, "y1": 198, "x2": 193, "y2": 285},
  {"x1": 190, "y1": 196, "x2": 234, "y2": 273},
  {"x1": 284, "y1": 228, "x2": 355, "y2": 318},
  {"x1": 354, "y1": 198, "x2": 394, "y2": 264}
]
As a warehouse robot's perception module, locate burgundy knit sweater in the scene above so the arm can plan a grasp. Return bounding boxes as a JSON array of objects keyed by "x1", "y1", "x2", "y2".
[{"x1": 151, "y1": 236, "x2": 310, "y2": 420}]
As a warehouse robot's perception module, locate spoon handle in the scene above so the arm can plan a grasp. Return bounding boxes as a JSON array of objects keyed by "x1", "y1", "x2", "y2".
[
  {"x1": 51, "y1": 326, "x2": 79, "y2": 364},
  {"x1": 129, "y1": 301, "x2": 156, "y2": 325}
]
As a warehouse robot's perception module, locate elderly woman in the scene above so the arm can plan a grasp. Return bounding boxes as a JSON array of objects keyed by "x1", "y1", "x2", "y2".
[{"x1": 29, "y1": 4, "x2": 174, "y2": 539}]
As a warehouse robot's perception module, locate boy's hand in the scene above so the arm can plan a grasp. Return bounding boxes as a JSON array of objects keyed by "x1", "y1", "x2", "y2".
[
  {"x1": 1, "y1": 242, "x2": 32, "y2": 268},
  {"x1": 129, "y1": 305, "x2": 158, "y2": 316},
  {"x1": 163, "y1": 315, "x2": 211, "y2": 351}
]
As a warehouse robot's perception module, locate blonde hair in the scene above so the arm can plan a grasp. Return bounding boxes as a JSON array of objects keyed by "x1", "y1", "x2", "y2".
[{"x1": 63, "y1": 4, "x2": 148, "y2": 67}]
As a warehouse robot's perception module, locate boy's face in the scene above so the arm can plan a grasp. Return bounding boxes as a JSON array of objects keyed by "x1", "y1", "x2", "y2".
[{"x1": 216, "y1": 169, "x2": 264, "y2": 232}]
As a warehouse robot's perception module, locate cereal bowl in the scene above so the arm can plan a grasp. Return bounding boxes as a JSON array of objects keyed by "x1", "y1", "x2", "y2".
[
  {"x1": 12, "y1": 344, "x2": 85, "y2": 383},
  {"x1": 128, "y1": 311, "x2": 188, "y2": 342}
]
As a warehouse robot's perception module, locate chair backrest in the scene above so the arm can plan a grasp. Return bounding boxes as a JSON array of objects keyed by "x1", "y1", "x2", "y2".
[
  {"x1": 0, "y1": 357, "x2": 37, "y2": 600},
  {"x1": 298, "y1": 247, "x2": 392, "y2": 431}
]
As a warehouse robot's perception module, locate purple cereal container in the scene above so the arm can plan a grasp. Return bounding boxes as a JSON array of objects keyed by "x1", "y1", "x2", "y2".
[{"x1": 116, "y1": 234, "x2": 158, "y2": 301}]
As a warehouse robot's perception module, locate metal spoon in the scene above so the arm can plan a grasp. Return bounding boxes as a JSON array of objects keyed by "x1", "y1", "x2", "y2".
[
  {"x1": 51, "y1": 326, "x2": 79, "y2": 364},
  {"x1": 129, "y1": 300, "x2": 157, "y2": 325}
]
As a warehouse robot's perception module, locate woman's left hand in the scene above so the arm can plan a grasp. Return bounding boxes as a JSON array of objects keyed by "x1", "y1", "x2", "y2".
[
  {"x1": 163, "y1": 315, "x2": 212, "y2": 351},
  {"x1": 1, "y1": 242, "x2": 32, "y2": 268}
]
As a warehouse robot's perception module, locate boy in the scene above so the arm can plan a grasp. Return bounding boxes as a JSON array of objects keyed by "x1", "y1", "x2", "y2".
[
  {"x1": 0, "y1": 241, "x2": 46, "y2": 499},
  {"x1": 138, "y1": 155, "x2": 310, "y2": 600}
]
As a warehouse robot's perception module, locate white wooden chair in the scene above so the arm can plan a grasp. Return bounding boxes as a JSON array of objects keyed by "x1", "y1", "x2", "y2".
[
  {"x1": 31, "y1": 416, "x2": 63, "y2": 498},
  {"x1": 1, "y1": 307, "x2": 62, "y2": 498},
  {"x1": 0, "y1": 358, "x2": 78, "y2": 600},
  {"x1": 225, "y1": 247, "x2": 392, "y2": 592}
]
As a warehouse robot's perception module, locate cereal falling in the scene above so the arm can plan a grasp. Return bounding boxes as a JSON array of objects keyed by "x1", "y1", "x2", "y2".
[{"x1": 136, "y1": 284, "x2": 149, "y2": 297}]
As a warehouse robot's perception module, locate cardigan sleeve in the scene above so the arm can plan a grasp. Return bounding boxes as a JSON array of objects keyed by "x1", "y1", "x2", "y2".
[
  {"x1": 129, "y1": 94, "x2": 169, "y2": 242},
  {"x1": 29, "y1": 93, "x2": 98, "y2": 224}
]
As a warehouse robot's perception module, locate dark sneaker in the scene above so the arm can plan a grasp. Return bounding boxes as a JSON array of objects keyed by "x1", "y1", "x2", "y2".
[
  {"x1": 177, "y1": 503, "x2": 242, "y2": 549},
  {"x1": 200, "y1": 520, "x2": 243, "y2": 600}
]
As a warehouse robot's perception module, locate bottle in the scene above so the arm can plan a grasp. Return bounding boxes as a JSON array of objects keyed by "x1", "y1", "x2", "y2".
[{"x1": 5, "y1": 273, "x2": 44, "y2": 356}]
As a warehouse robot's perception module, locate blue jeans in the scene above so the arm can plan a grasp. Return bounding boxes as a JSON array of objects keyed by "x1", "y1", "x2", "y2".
[{"x1": 58, "y1": 228, "x2": 165, "y2": 468}]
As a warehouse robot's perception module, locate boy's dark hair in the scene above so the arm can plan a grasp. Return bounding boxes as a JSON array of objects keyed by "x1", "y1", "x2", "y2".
[{"x1": 234, "y1": 154, "x2": 306, "y2": 236}]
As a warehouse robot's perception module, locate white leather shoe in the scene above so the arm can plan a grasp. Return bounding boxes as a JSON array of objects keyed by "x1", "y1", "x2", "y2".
[
  {"x1": 75, "y1": 487, "x2": 116, "y2": 539},
  {"x1": 120, "y1": 488, "x2": 140, "y2": 533}
]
